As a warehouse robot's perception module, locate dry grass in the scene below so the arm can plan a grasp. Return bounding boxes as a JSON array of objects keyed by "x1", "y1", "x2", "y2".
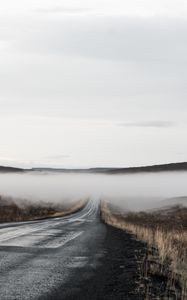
[
  {"x1": 101, "y1": 201, "x2": 187, "y2": 298},
  {"x1": 0, "y1": 195, "x2": 87, "y2": 222}
]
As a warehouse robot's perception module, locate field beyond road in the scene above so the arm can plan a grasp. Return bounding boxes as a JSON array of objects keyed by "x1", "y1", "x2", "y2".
[{"x1": 0, "y1": 195, "x2": 86, "y2": 222}]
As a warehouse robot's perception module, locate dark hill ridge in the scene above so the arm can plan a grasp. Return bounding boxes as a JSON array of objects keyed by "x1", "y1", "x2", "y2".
[
  {"x1": 1, "y1": 162, "x2": 187, "y2": 174},
  {"x1": 0, "y1": 166, "x2": 24, "y2": 173},
  {"x1": 31, "y1": 162, "x2": 187, "y2": 173}
]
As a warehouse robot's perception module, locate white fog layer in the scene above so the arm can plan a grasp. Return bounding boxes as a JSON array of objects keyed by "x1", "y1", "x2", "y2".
[{"x1": 0, "y1": 172, "x2": 187, "y2": 211}]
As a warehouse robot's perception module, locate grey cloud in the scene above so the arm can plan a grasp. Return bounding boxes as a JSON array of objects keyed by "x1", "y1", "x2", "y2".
[
  {"x1": 44, "y1": 155, "x2": 71, "y2": 160},
  {"x1": 1, "y1": 5, "x2": 187, "y2": 168},
  {"x1": 0, "y1": 14, "x2": 187, "y2": 123},
  {"x1": 117, "y1": 121, "x2": 176, "y2": 128},
  {"x1": 6, "y1": 15, "x2": 186, "y2": 120},
  {"x1": 16, "y1": 16, "x2": 187, "y2": 63},
  {"x1": 34, "y1": 7, "x2": 90, "y2": 14}
]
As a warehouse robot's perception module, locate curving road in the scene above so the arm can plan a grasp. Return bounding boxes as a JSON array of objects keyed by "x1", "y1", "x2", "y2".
[
  {"x1": 0, "y1": 199, "x2": 146, "y2": 300},
  {"x1": 0, "y1": 199, "x2": 108, "y2": 300}
]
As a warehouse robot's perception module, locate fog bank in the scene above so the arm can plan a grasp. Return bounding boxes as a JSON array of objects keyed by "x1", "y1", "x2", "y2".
[{"x1": 0, "y1": 171, "x2": 187, "y2": 211}]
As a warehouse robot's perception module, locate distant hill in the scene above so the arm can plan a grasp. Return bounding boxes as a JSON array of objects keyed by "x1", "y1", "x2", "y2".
[
  {"x1": 162, "y1": 196, "x2": 187, "y2": 208},
  {"x1": 1, "y1": 162, "x2": 187, "y2": 174},
  {"x1": 0, "y1": 166, "x2": 24, "y2": 173},
  {"x1": 32, "y1": 162, "x2": 187, "y2": 174}
]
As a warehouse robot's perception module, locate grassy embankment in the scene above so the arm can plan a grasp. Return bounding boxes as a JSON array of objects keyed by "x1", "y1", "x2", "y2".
[
  {"x1": 0, "y1": 195, "x2": 87, "y2": 222},
  {"x1": 101, "y1": 201, "x2": 187, "y2": 298}
]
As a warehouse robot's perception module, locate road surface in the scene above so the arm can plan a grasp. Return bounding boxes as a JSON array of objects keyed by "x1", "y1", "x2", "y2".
[{"x1": 0, "y1": 199, "x2": 145, "y2": 300}]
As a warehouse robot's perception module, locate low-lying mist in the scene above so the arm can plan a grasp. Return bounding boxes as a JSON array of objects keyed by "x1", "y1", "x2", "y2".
[{"x1": 0, "y1": 171, "x2": 187, "y2": 211}]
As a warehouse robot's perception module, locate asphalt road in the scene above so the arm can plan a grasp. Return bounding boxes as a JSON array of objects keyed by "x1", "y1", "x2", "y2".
[{"x1": 0, "y1": 199, "x2": 145, "y2": 300}]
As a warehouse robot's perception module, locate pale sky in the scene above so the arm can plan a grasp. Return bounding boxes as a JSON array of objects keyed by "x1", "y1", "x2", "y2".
[{"x1": 0, "y1": 0, "x2": 187, "y2": 168}]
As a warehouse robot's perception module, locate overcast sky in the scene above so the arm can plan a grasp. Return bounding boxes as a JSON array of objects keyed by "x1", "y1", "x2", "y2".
[{"x1": 0, "y1": 0, "x2": 187, "y2": 168}]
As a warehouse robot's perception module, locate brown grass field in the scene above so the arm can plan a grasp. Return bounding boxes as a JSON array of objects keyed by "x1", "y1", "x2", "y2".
[
  {"x1": 0, "y1": 195, "x2": 86, "y2": 222},
  {"x1": 101, "y1": 201, "x2": 187, "y2": 299}
]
